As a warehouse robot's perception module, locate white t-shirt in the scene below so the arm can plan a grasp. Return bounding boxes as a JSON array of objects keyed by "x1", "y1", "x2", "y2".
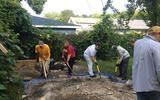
[{"x1": 84, "y1": 44, "x2": 97, "y2": 57}]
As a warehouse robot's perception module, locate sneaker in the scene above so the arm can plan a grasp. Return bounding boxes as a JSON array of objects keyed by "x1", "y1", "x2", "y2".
[{"x1": 90, "y1": 75, "x2": 96, "y2": 78}]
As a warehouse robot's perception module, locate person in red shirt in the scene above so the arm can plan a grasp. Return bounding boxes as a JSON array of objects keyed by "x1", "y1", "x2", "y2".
[{"x1": 62, "y1": 40, "x2": 76, "y2": 77}]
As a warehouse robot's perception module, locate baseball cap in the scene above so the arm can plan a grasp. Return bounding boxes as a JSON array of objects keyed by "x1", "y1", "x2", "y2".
[{"x1": 148, "y1": 26, "x2": 160, "y2": 33}]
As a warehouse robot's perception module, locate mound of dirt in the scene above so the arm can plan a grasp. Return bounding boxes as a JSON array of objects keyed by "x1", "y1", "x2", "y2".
[
  {"x1": 17, "y1": 60, "x2": 135, "y2": 100},
  {"x1": 25, "y1": 77, "x2": 135, "y2": 100}
]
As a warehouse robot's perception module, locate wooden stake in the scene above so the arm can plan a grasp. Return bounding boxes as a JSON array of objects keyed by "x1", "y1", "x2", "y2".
[{"x1": 0, "y1": 43, "x2": 8, "y2": 54}]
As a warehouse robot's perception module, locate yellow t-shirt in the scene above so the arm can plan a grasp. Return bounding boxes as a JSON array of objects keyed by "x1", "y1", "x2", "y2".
[{"x1": 35, "y1": 44, "x2": 50, "y2": 61}]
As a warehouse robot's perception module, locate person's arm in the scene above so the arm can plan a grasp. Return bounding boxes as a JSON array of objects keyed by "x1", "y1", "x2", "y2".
[
  {"x1": 117, "y1": 48, "x2": 123, "y2": 64},
  {"x1": 153, "y1": 46, "x2": 160, "y2": 83},
  {"x1": 35, "y1": 45, "x2": 39, "y2": 62},
  {"x1": 117, "y1": 47, "x2": 125, "y2": 64},
  {"x1": 91, "y1": 56, "x2": 97, "y2": 63},
  {"x1": 62, "y1": 48, "x2": 67, "y2": 58},
  {"x1": 44, "y1": 45, "x2": 50, "y2": 61},
  {"x1": 90, "y1": 46, "x2": 97, "y2": 64},
  {"x1": 67, "y1": 54, "x2": 71, "y2": 62}
]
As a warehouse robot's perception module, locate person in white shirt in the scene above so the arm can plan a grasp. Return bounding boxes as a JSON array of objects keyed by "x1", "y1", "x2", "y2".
[
  {"x1": 115, "y1": 45, "x2": 130, "y2": 80},
  {"x1": 84, "y1": 43, "x2": 100, "y2": 77}
]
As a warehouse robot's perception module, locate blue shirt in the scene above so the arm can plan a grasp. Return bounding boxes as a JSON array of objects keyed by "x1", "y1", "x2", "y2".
[{"x1": 132, "y1": 35, "x2": 160, "y2": 92}]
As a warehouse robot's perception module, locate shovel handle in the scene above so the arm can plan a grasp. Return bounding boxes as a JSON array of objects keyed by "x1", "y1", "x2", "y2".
[{"x1": 96, "y1": 65, "x2": 101, "y2": 79}]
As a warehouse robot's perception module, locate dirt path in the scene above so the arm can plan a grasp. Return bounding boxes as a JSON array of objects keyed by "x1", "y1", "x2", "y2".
[{"x1": 17, "y1": 60, "x2": 136, "y2": 100}]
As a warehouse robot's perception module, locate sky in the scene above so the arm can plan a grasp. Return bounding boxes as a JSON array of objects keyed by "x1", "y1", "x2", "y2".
[
  {"x1": 21, "y1": 0, "x2": 128, "y2": 16},
  {"x1": 41, "y1": 0, "x2": 128, "y2": 15}
]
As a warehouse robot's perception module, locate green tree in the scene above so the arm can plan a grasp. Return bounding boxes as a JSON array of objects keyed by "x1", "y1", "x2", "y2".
[
  {"x1": 0, "y1": 2, "x2": 23, "y2": 99},
  {"x1": 0, "y1": 0, "x2": 35, "y2": 58},
  {"x1": 44, "y1": 12, "x2": 60, "y2": 20},
  {"x1": 27, "y1": 0, "x2": 47, "y2": 14},
  {"x1": 130, "y1": 10, "x2": 144, "y2": 20},
  {"x1": 59, "y1": 9, "x2": 75, "y2": 23},
  {"x1": 127, "y1": 0, "x2": 160, "y2": 26}
]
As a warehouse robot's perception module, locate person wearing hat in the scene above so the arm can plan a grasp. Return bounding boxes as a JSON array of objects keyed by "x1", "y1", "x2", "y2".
[
  {"x1": 35, "y1": 40, "x2": 51, "y2": 77},
  {"x1": 132, "y1": 26, "x2": 160, "y2": 100},
  {"x1": 84, "y1": 43, "x2": 100, "y2": 78}
]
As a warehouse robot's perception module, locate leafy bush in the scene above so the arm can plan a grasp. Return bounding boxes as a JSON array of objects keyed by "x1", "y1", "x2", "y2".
[
  {"x1": 65, "y1": 31, "x2": 93, "y2": 59},
  {"x1": 0, "y1": 52, "x2": 23, "y2": 100},
  {"x1": 0, "y1": 2, "x2": 24, "y2": 98},
  {"x1": 34, "y1": 29, "x2": 66, "y2": 60},
  {"x1": 0, "y1": 0, "x2": 35, "y2": 59},
  {"x1": 0, "y1": 31, "x2": 23, "y2": 100}
]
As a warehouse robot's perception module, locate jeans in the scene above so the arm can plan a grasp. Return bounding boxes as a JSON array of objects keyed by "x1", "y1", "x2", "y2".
[
  {"x1": 137, "y1": 91, "x2": 160, "y2": 100},
  {"x1": 119, "y1": 57, "x2": 129, "y2": 79},
  {"x1": 84, "y1": 54, "x2": 94, "y2": 76}
]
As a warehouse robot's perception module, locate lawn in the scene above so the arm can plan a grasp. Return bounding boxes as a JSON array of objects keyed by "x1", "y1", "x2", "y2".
[{"x1": 78, "y1": 58, "x2": 133, "y2": 79}]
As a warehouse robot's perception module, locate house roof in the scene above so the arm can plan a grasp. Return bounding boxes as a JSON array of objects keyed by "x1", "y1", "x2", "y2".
[
  {"x1": 68, "y1": 17, "x2": 100, "y2": 24},
  {"x1": 69, "y1": 17, "x2": 149, "y2": 30},
  {"x1": 31, "y1": 16, "x2": 79, "y2": 29},
  {"x1": 128, "y1": 20, "x2": 149, "y2": 30},
  {"x1": 113, "y1": 19, "x2": 149, "y2": 30}
]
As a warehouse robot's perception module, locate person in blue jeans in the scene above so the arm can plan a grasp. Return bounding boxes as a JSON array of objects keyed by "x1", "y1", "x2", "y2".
[{"x1": 132, "y1": 26, "x2": 160, "y2": 100}]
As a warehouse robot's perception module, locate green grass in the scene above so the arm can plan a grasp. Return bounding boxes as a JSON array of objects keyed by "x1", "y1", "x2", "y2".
[{"x1": 78, "y1": 58, "x2": 133, "y2": 78}]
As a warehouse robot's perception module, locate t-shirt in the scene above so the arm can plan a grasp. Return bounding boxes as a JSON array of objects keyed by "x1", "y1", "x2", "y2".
[
  {"x1": 35, "y1": 44, "x2": 50, "y2": 61},
  {"x1": 67, "y1": 45, "x2": 75, "y2": 58},
  {"x1": 84, "y1": 44, "x2": 96, "y2": 57},
  {"x1": 117, "y1": 45, "x2": 130, "y2": 60}
]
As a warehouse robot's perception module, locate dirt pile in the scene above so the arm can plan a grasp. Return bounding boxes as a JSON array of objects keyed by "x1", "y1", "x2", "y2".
[
  {"x1": 17, "y1": 60, "x2": 135, "y2": 100},
  {"x1": 24, "y1": 77, "x2": 135, "y2": 100}
]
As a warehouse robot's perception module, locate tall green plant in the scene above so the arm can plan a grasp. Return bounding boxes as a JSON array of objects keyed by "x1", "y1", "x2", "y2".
[
  {"x1": 0, "y1": 31, "x2": 23, "y2": 100},
  {"x1": 27, "y1": 0, "x2": 47, "y2": 14},
  {"x1": 0, "y1": 0, "x2": 35, "y2": 59},
  {"x1": 127, "y1": 0, "x2": 160, "y2": 26}
]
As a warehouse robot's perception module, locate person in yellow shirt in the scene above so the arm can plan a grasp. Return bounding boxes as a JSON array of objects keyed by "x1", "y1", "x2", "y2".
[{"x1": 35, "y1": 40, "x2": 50, "y2": 77}]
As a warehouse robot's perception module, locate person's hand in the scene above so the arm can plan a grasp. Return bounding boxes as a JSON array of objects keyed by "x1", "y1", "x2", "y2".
[
  {"x1": 116, "y1": 63, "x2": 120, "y2": 66},
  {"x1": 95, "y1": 62, "x2": 98, "y2": 65},
  {"x1": 64, "y1": 61, "x2": 67, "y2": 64}
]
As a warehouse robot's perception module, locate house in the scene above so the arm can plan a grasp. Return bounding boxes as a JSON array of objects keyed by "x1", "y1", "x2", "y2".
[
  {"x1": 68, "y1": 17, "x2": 149, "y2": 33},
  {"x1": 21, "y1": 0, "x2": 79, "y2": 34},
  {"x1": 128, "y1": 20, "x2": 149, "y2": 30},
  {"x1": 68, "y1": 17, "x2": 100, "y2": 32},
  {"x1": 31, "y1": 16, "x2": 79, "y2": 34},
  {"x1": 113, "y1": 19, "x2": 149, "y2": 33}
]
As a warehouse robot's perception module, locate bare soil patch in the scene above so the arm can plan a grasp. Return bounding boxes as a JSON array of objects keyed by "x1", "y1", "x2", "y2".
[{"x1": 17, "y1": 60, "x2": 135, "y2": 100}]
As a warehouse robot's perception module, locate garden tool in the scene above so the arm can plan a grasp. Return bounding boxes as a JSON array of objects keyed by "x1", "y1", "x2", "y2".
[
  {"x1": 62, "y1": 57, "x2": 72, "y2": 71},
  {"x1": 115, "y1": 58, "x2": 121, "y2": 75},
  {"x1": 96, "y1": 64, "x2": 101, "y2": 79},
  {"x1": 39, "y1": 60, "x2": 48, "y2": 79}
]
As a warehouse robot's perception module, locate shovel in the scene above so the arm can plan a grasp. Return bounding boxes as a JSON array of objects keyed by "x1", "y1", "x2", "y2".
[
  {"x1": 62, "y1": 57, "x2": 72, "y2": 71},
  {"x1": 96, "y1": 64, "x2": 101, "y2": 79},
  {"x1": 42, "y1": 61, "x2": 47, "y2": 79}
]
